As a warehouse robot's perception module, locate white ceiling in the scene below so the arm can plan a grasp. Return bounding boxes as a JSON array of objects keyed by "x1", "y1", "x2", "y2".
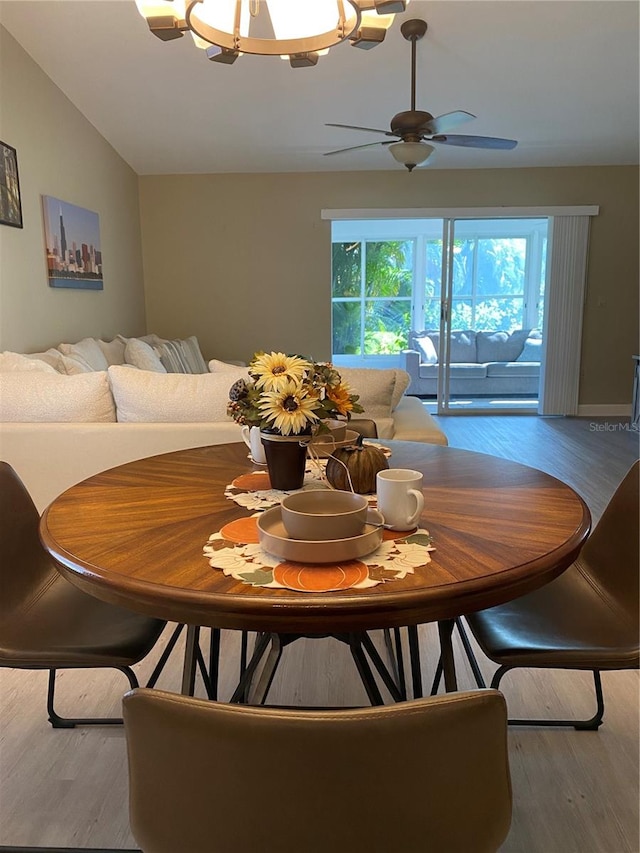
[{"x1": 2, "y1": 0, "x2": 638, "y2": 174}]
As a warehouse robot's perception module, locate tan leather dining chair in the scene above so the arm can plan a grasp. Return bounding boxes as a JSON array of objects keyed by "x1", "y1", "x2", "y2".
[
  {"x1": 0, "y1": 461, "x2": 176, "y2": 728},
  {"x1": 348, "y1": 418, "x2": 379, "y2": 439},
  {"x1": 459, "y1": 459, "x2": 639, "y2": 729},
  {"x1": 124, "y1": 687, "x2": 512, "y2": 853}
]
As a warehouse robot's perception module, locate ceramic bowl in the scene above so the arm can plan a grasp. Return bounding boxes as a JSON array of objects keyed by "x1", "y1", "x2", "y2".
[{"x1": 280, "y1": 490, "x2": 369, "y2": 541}]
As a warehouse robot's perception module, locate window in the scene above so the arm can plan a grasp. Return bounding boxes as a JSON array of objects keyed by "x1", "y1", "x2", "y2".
[{"x1": 331, "y1": 218, "x2": 548, "y2": 363}]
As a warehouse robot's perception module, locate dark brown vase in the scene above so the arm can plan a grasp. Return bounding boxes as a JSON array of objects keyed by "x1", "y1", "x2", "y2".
[{"x1": 260, "y1": 432, "x2": 308, "y2": 491}]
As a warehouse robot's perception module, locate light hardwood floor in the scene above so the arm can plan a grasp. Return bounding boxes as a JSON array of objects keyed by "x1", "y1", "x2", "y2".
[{"x1": 1, "y1": 415, "x2": 638, "y2": 852}]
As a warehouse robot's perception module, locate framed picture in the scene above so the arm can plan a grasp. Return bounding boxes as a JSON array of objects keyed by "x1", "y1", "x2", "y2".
[
  {"x1": 0, "y1": 141, "x2": 23, "y2": 228},
  {"x1": 42, "y1": 195, "x2": 103, "y2": 290}
]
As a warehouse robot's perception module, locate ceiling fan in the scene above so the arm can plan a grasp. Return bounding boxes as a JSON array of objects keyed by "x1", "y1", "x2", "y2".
[{"x1": 325, "y1": 19, "x2": 517, "y2": 171}]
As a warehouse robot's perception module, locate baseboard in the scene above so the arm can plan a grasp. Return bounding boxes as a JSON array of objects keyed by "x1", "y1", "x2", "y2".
[{"x1": 576, "y1": 404, "x2": 632, "y2": 417}]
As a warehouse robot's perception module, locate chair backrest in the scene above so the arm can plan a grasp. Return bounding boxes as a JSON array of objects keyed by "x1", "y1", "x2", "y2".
[
  {"x1": 0, "y1": 461, "x2": 56, "y2": 618},
  {"x1": 348, "y1": 418, "x2": 379, "y2": 439},
  {"x1": 582, "y1": 460, "x2": 639, "y2": 621},
  {"x1": 124, "y1": 688, "x2": 512, "y2": 853}
]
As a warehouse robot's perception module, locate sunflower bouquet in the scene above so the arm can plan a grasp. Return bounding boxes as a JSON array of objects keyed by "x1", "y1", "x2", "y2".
[{"x1": 227, "y1": 351, "x2": 363, "y2": 437}]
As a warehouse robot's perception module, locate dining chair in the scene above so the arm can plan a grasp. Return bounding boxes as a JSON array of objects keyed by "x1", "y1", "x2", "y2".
[
  {"x1": 123, "y1": 686, "x2": 512, "y2": 853},
  {"x1": 0, "y1": 461, "x2": 185, "y2": 728},
  {"x1": 453, "y1": 459, "x2": 639, "y2": 729},
  {"x1": 348, "y1": 418, "x2": 379, "y2": 438}
]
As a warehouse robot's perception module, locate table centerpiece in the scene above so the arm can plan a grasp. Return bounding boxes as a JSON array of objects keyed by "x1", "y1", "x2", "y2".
[{"x1": 227, "y1": 351, "x2": 363, "y2": 490}]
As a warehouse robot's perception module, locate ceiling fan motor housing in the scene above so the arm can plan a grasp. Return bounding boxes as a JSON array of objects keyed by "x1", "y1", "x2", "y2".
[{"x1": 390, "y1": 110, "x2": 433, "y2": 138}]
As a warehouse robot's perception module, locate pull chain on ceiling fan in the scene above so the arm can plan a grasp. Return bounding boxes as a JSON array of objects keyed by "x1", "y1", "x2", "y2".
[{"x1": 325, "y1": 18, "x2": 518, "y2": 171}]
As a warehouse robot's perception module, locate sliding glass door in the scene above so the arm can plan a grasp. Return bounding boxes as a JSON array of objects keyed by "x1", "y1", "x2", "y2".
[{"x1": 437, "y1": 217, "x2": 548, "y2": 413}]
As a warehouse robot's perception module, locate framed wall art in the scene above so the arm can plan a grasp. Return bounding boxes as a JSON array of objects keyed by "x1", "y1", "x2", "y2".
[
  {"x1": 0, "y1": 141, "x2": 23, "y2": 228},
  {"x1": 42, "y1": 195, "x2": 103, "y2": 290}
]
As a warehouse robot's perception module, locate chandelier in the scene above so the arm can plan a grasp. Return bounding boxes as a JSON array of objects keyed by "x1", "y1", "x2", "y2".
[{"x1": 135, "y1": 0, "x2": 408, "y2": 67}]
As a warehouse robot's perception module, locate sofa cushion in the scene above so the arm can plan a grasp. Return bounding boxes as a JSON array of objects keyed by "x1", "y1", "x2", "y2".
[
  {"x1": 208, "y1": 359, "x2": 250, "y2": 383},
  {"x1": 337, "y1": 367, "x2": 398, "y2": 418},
  {"x1": 0, "y1": 371, "x2": 116, "y2": 422},
  {"x1": 516, "y1": 338, "x2": 543, "y2": 363},
  {"x1": 418, "y1": 363, "x2": 488, "y2": 380},
  {"x1": 486, "y1": 362, "x2": 540, "y2": 378},
  {"x1": 125, "y1": 338, "x2": 167, "y2": 373},
  {"x1": 58, "y1": 337, "x2": 109, "y2": 372},
  {"x1": 0, "y1": 352, "x2": 58, "y2": 373},
  {"x1": 108, "y1": 365, "x2": 231, "y2": 423},
  {"x1": 476, "y1": 329, "x2": 530, "y2": 363}
]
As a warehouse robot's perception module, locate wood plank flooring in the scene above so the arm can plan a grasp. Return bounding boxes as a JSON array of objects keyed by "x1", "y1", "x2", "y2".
[{"x1": 1, "y1": 415, "x2": 638, "y2": 852}]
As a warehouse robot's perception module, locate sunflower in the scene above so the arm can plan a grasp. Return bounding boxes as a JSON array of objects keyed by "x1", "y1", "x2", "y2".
[
  {"x1": 326, "y1": 383, "x2": 355, "y2": 417},
  {"x1": 259, "y1": 381, "x2": 320, "y2": 436},
  {"x1": 251, "y1": 351, "x2": 310, "y2": 393}
]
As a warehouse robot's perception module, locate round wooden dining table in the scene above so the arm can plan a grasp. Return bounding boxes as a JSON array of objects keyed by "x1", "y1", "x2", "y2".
[{"x1": 40, "y1": 440, "x2": 591, "y2": 698}]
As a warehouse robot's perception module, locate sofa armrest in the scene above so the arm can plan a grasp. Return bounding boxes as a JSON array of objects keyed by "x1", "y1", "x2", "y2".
[{"x1": 391, "y1": 396, "x2": 448, "y2": 446}]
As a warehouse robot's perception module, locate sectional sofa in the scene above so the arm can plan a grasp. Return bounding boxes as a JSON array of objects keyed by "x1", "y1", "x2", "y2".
[{"x1": 0, "y1": 334, "x2": 447, "y2": 511}]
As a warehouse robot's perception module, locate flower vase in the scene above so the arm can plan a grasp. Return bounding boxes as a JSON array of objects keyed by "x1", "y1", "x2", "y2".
[{"x1": 260, "y1": 432, "x2": 308, "y2": 491}]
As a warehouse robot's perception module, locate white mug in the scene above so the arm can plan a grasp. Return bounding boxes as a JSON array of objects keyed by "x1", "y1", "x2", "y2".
[
  {"x1": 241, "y1": 425, "x2": 267, "y2": 465},
  {"x1": 376, "y1": 469, "x2": 425, "y2": 531}
]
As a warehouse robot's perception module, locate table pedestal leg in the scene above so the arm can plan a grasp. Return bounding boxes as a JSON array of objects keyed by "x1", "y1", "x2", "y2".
[
  {"x1": 407, "y1": 625, "x2": 423, "y2": 698},
  {"x1": 181, "y1": 625, "x2": 199, "y2": 696}
]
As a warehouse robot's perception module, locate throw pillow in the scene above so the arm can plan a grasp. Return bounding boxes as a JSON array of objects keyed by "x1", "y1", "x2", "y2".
[
  {"x1": 23, "y1": 348, "x2": 66, "y2": 372},
  {"x1": 336, "y1": 367, "x2": 397, "y2": 418},
  {"x1": 98, "y1": 336, "x2": 127, "y2": 365},
  {"x1": 414, "y1": 334, "x2": 438, "y2": 365},
  {"x1": 154, "y1": 337, "x2": 208, "y2": 374},
  {"x1": 125, "y1": 338, "x2": 167, "y2": 373},
  {"x1": 0, "y1": 371, "x2": 116, "y2": 422},
  {"x1": 59, "y1": 354, "x2": 95, "y2": 375},
  {"x1": 476, "y1": 329, "x2": 529, "y2": 363},
  {"x1": 516, "y1": 338, "x2": 543, "y2": 363},
  {"x1": 108, "y1": 365, "x2": 231, "y2": 423},
  {"x1": 58, "y1": 337, "x2": 109, "y2": 371},
  {"x1": 0, "y1": 352, "x2": 58, "y2": 373}
]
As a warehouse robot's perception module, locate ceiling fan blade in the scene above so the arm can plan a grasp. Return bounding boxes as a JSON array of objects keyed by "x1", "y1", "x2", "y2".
[
  {"x1": 325, "y1": 123, "x2": 395, "y2": 137},
  {"x1": 324, "y1": 141, "x2": 393, "y2": 156},
  {"x1": 420, "y1": 110, "x2": 476, "y2": 135},
  {"x1": 431, "y1": 134, "x2": 518, "y2": 150}
]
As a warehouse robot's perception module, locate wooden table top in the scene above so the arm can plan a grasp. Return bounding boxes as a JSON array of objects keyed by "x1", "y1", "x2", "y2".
[{"x1": 40, "y1": 440, "x2": 591, "y2": 634}]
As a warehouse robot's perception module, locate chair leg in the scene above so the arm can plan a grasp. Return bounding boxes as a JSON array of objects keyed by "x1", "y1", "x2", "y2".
[
  {"x1": 47, "y1": 666, "x2": 138, "y2": 729},
  {"x1": 491, "y1": 666, "x2": 606, "y2": 730}
]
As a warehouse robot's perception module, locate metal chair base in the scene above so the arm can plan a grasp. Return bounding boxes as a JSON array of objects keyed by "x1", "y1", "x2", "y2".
[
  {"x1": 432, "y1": 617, "x2": 607, "y2": 731},
  {"x1": 46, "y1": 623, "x2": 187, "y2": 728}
]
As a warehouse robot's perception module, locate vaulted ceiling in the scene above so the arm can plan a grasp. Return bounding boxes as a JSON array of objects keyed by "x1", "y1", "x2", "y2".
[{"x1": 2, "y1": 0, "x2": 638, "y2": 174}]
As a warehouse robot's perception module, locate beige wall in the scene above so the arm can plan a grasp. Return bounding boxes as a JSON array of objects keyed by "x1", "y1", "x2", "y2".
[
  {"x1": 140, "y1": 166, "x2": 638, "y2": 407},
  {"x1": 0, "y1": 27, "x2": 146, "y2": 353}
]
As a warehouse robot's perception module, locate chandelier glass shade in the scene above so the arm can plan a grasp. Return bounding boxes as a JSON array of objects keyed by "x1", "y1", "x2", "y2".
[{"x1": 135, "y1": 0, "x2": 408, "y2": 66}]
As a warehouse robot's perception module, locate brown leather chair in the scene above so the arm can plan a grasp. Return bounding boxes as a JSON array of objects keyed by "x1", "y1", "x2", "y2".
[
  {"x1": 123, "y1": 687, "x2": 512, "y2": 853},
  {"x1": 0, "y1": 461, "x2": 178, "y2": 728},
  {"x1": 348, "y1": 418, "x2": 379, "y2": 439},
  {"x1": 460, "y1": 460, "x2": 639, "y2": 729}
]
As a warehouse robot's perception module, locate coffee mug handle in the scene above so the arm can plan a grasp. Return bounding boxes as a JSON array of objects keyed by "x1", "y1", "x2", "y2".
[
  {"x1": 408, "y1": 488, "x2": 425, "y2": 525},
  {"x1": 241, "y1": 425, "x2": 252, "y2": 449}
]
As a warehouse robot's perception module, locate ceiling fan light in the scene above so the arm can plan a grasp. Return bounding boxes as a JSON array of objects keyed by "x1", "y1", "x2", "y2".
[
  {"x1": 374, "y1": 0, "x2": 408, "y2": 13},
  {"x1": 350, "y1": 26, "x2": 387, "y2": 48},
  {"x1": 206, "y1": 45, "x2": 240, "y2": 63},
  {"x1": 289, "y1": 51, "x2": 320, "y2": 67},
  {"x1": 389, "y1": 141, "x2": 434, "y2": 171}
]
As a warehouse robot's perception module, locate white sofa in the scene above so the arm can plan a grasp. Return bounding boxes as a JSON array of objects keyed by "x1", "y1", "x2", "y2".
[{"x1": 0, "y1": 335, "x2": 447, "y2": 511}]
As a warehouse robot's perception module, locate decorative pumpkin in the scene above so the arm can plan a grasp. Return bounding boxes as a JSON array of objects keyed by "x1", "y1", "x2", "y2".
[{"x1": 325, "y1": 435, "x2": 389, "y2": 494}]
